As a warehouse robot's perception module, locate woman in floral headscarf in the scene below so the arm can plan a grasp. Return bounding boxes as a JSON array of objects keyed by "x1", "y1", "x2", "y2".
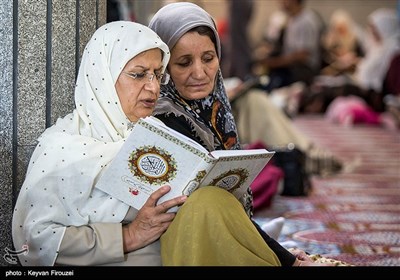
[{"x1": 148, "y1": 1, "x2": 339, "y2": 266}]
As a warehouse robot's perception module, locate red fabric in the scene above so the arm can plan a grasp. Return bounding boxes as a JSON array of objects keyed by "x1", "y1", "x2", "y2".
[
  {"x1": 246, "y1": 141, "x2": 284, "y2": 210},
  {"x1": 326, "y1": 95, "x2": 381, "y2": 125},
  {"x1": 251, "y1": 163, "x2": 284, "y2": 210}
]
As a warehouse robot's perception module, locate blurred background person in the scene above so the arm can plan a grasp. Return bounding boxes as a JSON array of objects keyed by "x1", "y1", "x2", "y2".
[
  {"x1": 253, "y1": 0, "x2": 324, "y2": 92},
  {"x1": 320, "y1": 9, "x2": 366, "y2": 76},
  {"x1": 300, "y1": 7, "x2": 400, "y2": 131}
]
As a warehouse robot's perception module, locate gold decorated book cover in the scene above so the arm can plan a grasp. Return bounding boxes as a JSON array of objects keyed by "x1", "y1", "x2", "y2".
[{"x1": 95, "y1": 116, "x2": 275, "y2": 212}]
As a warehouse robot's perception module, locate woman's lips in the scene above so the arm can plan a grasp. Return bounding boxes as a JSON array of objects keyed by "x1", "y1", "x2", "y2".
[
  {"x1": 141, "y1": 98, "x2": 156, "y2": 107},
  {"x1": 188, "y1": 83, "x2": 208, "y2": 90}
]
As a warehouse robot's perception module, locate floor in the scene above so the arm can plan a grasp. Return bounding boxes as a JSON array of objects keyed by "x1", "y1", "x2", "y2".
[{"x1": 253, "y1": 114, "x2": 400, "y2": 266}]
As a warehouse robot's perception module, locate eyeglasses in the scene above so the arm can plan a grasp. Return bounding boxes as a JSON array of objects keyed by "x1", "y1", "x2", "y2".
[{"x1": 123, "y1": 71, "x2": 170, "y2": 85}]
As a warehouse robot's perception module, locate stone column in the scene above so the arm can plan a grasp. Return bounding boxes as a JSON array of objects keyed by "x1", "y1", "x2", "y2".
[{"x1": 0, "y1": 0, "x2": 106, "y2": 266}]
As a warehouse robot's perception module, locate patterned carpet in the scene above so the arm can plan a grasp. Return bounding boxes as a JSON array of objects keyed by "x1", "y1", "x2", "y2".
[{"x1": 254, "y1": 115, "x2": 400, "y2": 267}]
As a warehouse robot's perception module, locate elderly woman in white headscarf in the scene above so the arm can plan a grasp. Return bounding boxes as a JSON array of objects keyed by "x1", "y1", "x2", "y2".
[
  {"x1": 11, "y1": 21, "x2": 179, "y2": 266},
  {"x1": 353, "y1": 7, "x2": 400, "y2": 94}
]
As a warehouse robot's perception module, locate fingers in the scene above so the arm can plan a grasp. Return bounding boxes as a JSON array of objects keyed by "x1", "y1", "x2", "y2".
[
  {"x1": 289, "y1": 248, "x2": 312, "y2": 262},
  {"x1": 157, "y1": 194, "x2": 187, "y2": 213},
  {"x1": 298, "y1": 260, "x2": 336, "y2": 267},
  {"x1": 146, "y1": 185, "x2": 171, "y2": 207},
  {"x1": 124, "y1": 185, "x2": 187, "y2": 252},
  {"x1": 143, "y1": 185, "x2": 187, "y2": 213}
]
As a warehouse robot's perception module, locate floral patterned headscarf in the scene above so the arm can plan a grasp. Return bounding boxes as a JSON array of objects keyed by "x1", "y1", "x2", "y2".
[
  {"x1": 149, "y1": 2, "x2": 254, "y2": 216},
  {"x1": 149, "y1": 1, "x2": 241, "y2": 152}
]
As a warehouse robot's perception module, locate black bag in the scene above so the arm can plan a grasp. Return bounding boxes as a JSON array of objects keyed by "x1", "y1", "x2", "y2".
[{"x1": 271, "y1": 145, "x2": 311, "y2": 196}]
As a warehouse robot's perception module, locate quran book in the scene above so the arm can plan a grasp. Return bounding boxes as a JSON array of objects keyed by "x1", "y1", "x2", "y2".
[{"x1": 95, "y1": 116, "x2": 275, "y2": 212}]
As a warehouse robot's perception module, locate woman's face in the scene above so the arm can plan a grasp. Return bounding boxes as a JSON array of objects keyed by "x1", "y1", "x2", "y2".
[
  {"x1": 115, "y1": 48, "x2": 163, "y2": 122},
  {"x1": 168, "y1": 31, "x2": 219, "y2": 100}
]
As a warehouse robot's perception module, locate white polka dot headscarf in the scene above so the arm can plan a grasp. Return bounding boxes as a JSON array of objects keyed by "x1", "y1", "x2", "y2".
[
  {"x1": 11, "y1": 21, "x2": 170, "y2": 266},
  {"x1": 75, "y1": 21, "x2": 170, "y2": 141}
]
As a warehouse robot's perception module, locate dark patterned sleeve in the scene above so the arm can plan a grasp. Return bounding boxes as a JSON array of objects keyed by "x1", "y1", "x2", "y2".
[{"x1": 154, "y1": 114, "x2": 204, "y2": 145}]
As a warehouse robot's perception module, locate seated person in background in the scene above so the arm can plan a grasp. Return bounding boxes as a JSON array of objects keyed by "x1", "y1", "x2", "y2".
[
  {"x1": 149, "y1": 1, "x2": 340, "y2": 266},
  {"x1": 254, "y1": 0, "x2": 324, "y2": 91},
  {"x1": 225, "y1": 78, "x2": 343, "y2": 178},
  {"x1": 351, "y1": 7, "x2": 400, "y2": 112},
  {"x1": 320, "y1": 9, "x2": 366, "y2": 76},
  {"x1": 300, "y1": 7, "x2": 400, "y2": 115}
]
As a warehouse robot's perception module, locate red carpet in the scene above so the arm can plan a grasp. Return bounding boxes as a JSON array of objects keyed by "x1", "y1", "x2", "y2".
[{"x1": 254, "y1": 115, "x2": 400, "y2": 266}]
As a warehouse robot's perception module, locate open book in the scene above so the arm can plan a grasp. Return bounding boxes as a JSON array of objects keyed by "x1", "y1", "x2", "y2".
[{"x1": 95, "y1": 116, "x2": 275, "y2": 212}]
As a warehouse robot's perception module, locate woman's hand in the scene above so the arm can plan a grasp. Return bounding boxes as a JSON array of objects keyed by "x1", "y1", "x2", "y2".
[
  {"x1": 293, "y1": 258, "x2": 336, "y2": 266},
  {"x1": 289, "y1": 248, "x2": 313, "y2": 262},
  {"x1": 290, "y1": 248, "x2": 336, "y2": 266},
  {"x1": 122, "y1": 185, "x2": 187, "y2": 252}
]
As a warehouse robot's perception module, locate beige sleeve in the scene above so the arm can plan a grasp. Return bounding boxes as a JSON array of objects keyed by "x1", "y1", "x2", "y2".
[
  {"x1": 232, "y1": 89, "x2": 311, "y2": 151},
  {"x1": 56, "y1": 223, "x2": 125, "y2": 266}
]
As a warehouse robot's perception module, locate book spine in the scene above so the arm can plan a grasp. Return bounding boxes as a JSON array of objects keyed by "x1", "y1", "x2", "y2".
[{"x1": 181, "y1": 156, "x2": 216, "y2": 197}]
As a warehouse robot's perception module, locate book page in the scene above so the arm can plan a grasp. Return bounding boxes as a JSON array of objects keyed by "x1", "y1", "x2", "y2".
[
  {"x1": 144, "y1": 116, "x2": 208, "y2": 154},
  {"x1": 201, "y1": 150, "x2": 275, "y2": 200},
  {"x1": 210, "y1": 148, "x2": 271, "y2": 158},
  {"x1": 95, "y1": 117, "x2": 214, "y2": 212}
]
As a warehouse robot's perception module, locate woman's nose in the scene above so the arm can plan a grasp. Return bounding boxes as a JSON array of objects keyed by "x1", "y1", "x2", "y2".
[
  {"x1": 144, "y1": 78, "x2": 159, "y2": 91},
  {"x1": 191, "y1": 61, "x2": 207, "y2": 79}
]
